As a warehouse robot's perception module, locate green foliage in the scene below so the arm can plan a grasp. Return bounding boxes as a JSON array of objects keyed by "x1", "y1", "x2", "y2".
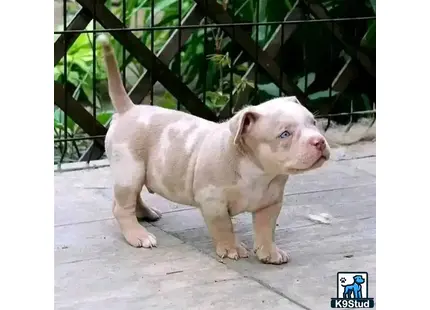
[
  {"x1": 54, "y1": 29, "x2": 107, "y2": 108},
  {"x1": 54, "y1": 107, "x2": 114, "y2": 163}
]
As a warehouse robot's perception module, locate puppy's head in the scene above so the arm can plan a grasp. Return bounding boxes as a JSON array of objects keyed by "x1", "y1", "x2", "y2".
[{"x1": 229, "y1": 96, "x2": 331, "y2": 175}]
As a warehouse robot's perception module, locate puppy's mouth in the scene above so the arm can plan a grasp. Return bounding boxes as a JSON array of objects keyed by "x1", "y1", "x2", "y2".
[
  {"x1": 309, "y1": 154, "x2": 328, "y2": 169},
  {"x1": 318, "y1": 154, "x2": 329, "y2": 163},
  {"x1": 287, "y1": 155, "x2": 328, "y2": 174}
]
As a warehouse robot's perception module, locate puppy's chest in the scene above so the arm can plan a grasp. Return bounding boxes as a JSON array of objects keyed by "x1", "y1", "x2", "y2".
[{"x1": 227, "y1": 178, "x2": 284, "y2": 216}]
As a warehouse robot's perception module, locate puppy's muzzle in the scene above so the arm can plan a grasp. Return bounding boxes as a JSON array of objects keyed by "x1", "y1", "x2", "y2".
[{"x1": 309, "y1": 136, "x2": 330, "y2": 160}]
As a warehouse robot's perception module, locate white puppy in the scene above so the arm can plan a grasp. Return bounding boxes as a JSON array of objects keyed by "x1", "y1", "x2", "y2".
[{"x1": 99, "y1": 35, "x2": 330, "y2": 264}]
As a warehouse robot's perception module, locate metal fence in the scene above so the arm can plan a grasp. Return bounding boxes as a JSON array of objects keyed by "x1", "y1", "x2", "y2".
[{"x1": 54, "y1": 0, "x2": 376, "y2": 166}]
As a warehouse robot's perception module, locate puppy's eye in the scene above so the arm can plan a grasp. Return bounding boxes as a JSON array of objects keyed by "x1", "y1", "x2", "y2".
[
  {"x1": 312, "y1": 119, "x2": 317, "y2": 126},
  {"x1": 279, "y1": 130, "x2": 291, "y2": 139}
]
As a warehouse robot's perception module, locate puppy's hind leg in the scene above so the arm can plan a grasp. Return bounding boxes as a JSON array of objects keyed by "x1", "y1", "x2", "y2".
[
  {"x1": 113, "y1": 183, "x2": 157, "y2": 248},
  {"x1": 110, "y1": 149, "x2": 156, "y2": 248},
  {"x1": 135, "y1": 195, "x2": 162, "y2": 222}
]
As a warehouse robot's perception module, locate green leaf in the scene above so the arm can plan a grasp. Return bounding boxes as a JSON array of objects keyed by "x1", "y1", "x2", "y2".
[
  {"x1": 258, "y1": 83, "x2": 281, "y2": 97},
  {"x1": 361, "y1": 93, "x2": 372, "y2": 110},
  {"x1": 127, "y1": 0, "x2": 149, "y2": 21},
  {"x1": 69, "y1": 34, "x2": 91, "y2": 52},
  {"x1": 71, "y1": 58, "x2": 91, "y2": 73},
  {"x1": 235, "y1": 0, "x2": 252, "y2": 16},
  {"x1": 245, "y1": 80, "x2": 255, "y2": 89},
  {"x1": 127, "y1": 63, "x2": 141, "y2": 80},
  {"x1": 236, "y1": 63, "x2": 249, "y2": 72},
  {"x1": 153, "y1": 0, "x2": 178, "y2": 15},
  {"x1": 159, "y1": 92, "x2": 177, "y2": 110},
  {"x1": 370, "y1": 0, "x2": 376, "y2": 13},
  {"x1": 361, "y1": 20, "x2": 376, "y2": 48},
  {"x1": 96, "y1": 111, "x2": 114, "y2": 125},
  {"x1": 54, "y1": 108, "x2": 62, "y2": 123},
  {"x1": 257, "y1": 0, "x2": 268, "y2": 43},
  {"x1": 81, "y1": 83, "x2": 99, "y2": 105},
  {"x1": 308, "y1": 89, "x2": 339, "y2": 100},
  {"x1": 71, "y1": 50, "x2": 94, "y2": 62},
  {"x1": 54, "y1": 108, "x2": 76, "y2": 133},
  {"x1": 205, "y1": 91, "x2": 230, "y2": 108},
  {"x1": 54, "y1": 118, "x2": 64, "y2": 131},
  {"x1": 54, "y1": 67, "x2": 63, "y2": 81},
  {"x1": 297, "y1": 73, "x2": 316, "y2": 92},
  {"x1": 67, "y1": 71, "x2": 81, "y2": 87},
  {"x1": 284, "y1": 0, "x2": 293, "y2": 10}
]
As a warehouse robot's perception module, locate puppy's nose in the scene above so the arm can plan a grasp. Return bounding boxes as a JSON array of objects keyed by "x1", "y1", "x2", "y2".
[{"x1": 310, "y1": 136, "x2": 326, "y2": 151}]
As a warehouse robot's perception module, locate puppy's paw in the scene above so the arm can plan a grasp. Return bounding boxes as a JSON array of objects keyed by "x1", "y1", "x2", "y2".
[
  {"x1": 123, "y1": 228, "x2": 157, "y2": 248},
  {"x1": 254, "y1": 243, "x2": 290, "y2": 265},
  {"x1": 216, "y1": 242, "x2": 249, "y2": 260}
]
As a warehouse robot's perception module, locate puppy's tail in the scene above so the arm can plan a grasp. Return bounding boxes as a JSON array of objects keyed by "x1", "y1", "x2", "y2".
[{"x1": 97, "y1": 34, "x2": 134, "y2": 114}]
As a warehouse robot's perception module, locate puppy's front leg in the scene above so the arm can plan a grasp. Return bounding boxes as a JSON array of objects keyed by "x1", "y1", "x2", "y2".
[
  {"x1": 201, "y1": 206, "x2": 248, "y2": 260},
  {"x1": 253, "y1": 202, "x2": 289, "y2": 264}
]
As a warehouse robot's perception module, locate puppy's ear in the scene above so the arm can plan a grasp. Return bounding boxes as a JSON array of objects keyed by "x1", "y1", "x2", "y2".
[
  {"x1": 286, "y1": 96, "x2": 301, "y2": 105},
  {"x1": 229, "y1": 110, "x2": 260, "y2": 145}
]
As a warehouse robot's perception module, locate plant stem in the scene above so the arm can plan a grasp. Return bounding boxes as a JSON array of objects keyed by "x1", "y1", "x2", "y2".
[{"x1": 219, "y1": 64, "x2": 223, "y2": 93}]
